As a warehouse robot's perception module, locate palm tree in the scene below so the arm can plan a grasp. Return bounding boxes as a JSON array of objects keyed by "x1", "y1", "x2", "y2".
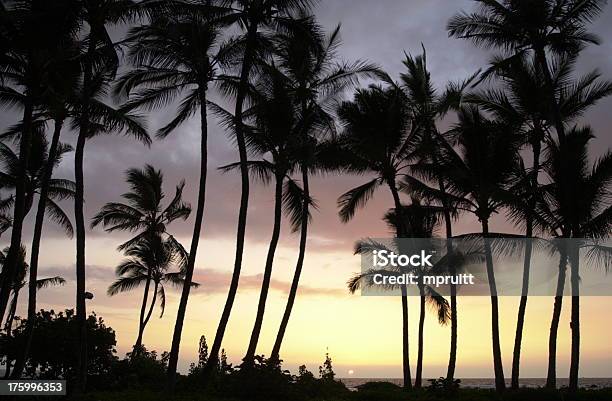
[
  {"x1": 406, "y1": 107, "x2": 521, "y2": 392},
  {"x1": 116, "y1": 4, "x2": 230, "y2": 389},
  {"x1": 467, "y1": 53, "x2": 612, "y2": 388},
  {"x1": 447, "y1": 0, "x2": 606, "y2": 144},
  {"x1": 0, "y1": 0, "x2": 80, "y2": 326},
  {"x1": 0, "y1": 245, "x2": 65, "y2": 378},
  {"x1": 72, "y1": 0, "x2": 149, "y2": 390},
  {"x1": 108, "y1": 234, "x2": 197, "y2": 351},
  {"x1": 215, "y1": 68, "x2": 310, "y2": 365},
  {"x1": 269, "y1": 18, "x2": 377, "y2": 362},
  {"x1": 92, "y1": 165, "x2": 191, "y2": 351},
  {"x1": 205, "y1": 0, "x2": 316, "y2": 375},
  {"x1": 330, "y1": 85, "x2": 414, "y2": 388},
  {"x1": 535, "y1": 127, "x2": 612, "y2": 391},
  {"x1": 0, "y1": 135, "x2": 75, "y2": 228},
  {"x1": 390, "y1": 48, "x2": 475, "y2": 382}
]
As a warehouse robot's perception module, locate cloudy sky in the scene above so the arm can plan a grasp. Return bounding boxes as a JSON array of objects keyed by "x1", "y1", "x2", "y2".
[{"x1": 4, "y1": 0, "x2": 612, "y2": 378}]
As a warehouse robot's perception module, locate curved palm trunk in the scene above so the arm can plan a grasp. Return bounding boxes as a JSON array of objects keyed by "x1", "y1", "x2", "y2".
[
  {"x1": 134, "y1": 268, "x2": 153, "y2": 353},
  {"x1": 546, "y1": 246, "x2": 568, "y2": 388},
  {"x1": 511, "y1": 140, "x2": 541, "y2": 389},
  {"x1": 415, "y1": 284, "x2": 425, "y2": 388},
  {"x1": 134, "y1": 280, "x2": 159, "y2": 351},
  {"x1": 0, "y1": 101, "x2": 34, "y2": 323},
  {"x1": 205, "y1": 24, "x2": 257, "y2": 376},
  {"x1": 438, "y1": 179, "x2": 456, "y2": 382},
  {"x1": 74, "y1": 128, "x2": 88, "y2": 392},
  {"x1": 166, "y1": 87, "x2": 209, "y2": 391},
  {"x1": 481, "y1": 219, "x2": 505, "y2": 392},
  {"x1": 142, "y1": 280, "x2": 159, "y2": 329},
  {"x1": 270, "y1": 167, "x2": 309, "y2": 361},
  {"x1": 11, "y1": 118, "x2": 64, "y2": 378},
  {"x1": 388, "y1": 180, "x2": 412, "y2": 389},
  {"x1": 569, "y1": 242, "x2": 580, "y2": 392},
  {"x1": 244, "y1": 173, "x2": 284, "y2": 365},
  {"x1": 4, "y1": 290, "x2": 18, "y2": 333}
]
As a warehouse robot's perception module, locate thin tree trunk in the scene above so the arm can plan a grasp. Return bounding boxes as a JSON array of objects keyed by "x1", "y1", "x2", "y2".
[
  {"x1": 166, "y1": 87, "x2": 209, "y2": 391},
  {"x1": 4, "y1": 290, "x2": 18, "y2": 333},
  {"x1": 142, "y1": 280, "x2": 159, "y2": 329},
  {"x1": 205, "y1": 24, "x2": 257, "y2": 376},
  {"x1": 0, "y1": 101, "x2": 34, "y2": 323},
  {"x1": 569, "y1": 242, "x2": 580, "y2": 392},
  {"x1": 438, "y1": 179, "x2": 456, "y2": 382},
  {"x1": 546, "y1": 245, "x2": 567, "y2": 388},
  {"x1": 387, "y1": 179, "x2": 411, "y2": 389},
  {"x1": 535, "y1": 47, "x2": 566, "y2": 145},
  {"x1": 481, "y1": 219, "x2": 505, "y2": 392},
  {"x1": 244, "y1": 172, "x2": 284, "y2": 364},
  {"x1": 12, "y1": 118, "x2": 64, "y2": 378},
  {"x1": 134, "y1": 268, "x2": 153, "y2": 353},
  {"x1": 271, "y1": 167, "x2": 309, "y2": 361},
  {"x1": 415, "y1": 284, "x2": 425, "y2": 389},
  {"x1": 511, "y1": 138, "x2": 541, "y2": 389},
  {"x1": 74, "y1": 128, "x2": 88, "y2": 392}
]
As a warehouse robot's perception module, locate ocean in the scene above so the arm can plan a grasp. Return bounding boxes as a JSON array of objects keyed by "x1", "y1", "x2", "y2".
[{"x1": 339, "y1": 378, "x2": 612, "y2": 390}]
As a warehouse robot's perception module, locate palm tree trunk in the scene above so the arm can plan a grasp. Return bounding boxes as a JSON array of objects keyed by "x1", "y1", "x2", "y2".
[
  {"x1": 270, "y1": 167, "x2": 309, "y2": 361},
  {"x1": 166, "y1": 87, "x2": 209, "y2": 391},
  {"x1": 244, "y1": 172, "x2": 284, "y2": 365},
  {"x1": 74, "y1": 127, "x2": 88, "y2": 392},
  {"x1": 135, "y1": 280, "x2": 159, "y2": 350},
  {"x1": 438, "y1": 179, "x2": 456, "y2": 382},
  {"x1": 546, "y1": 246, "x2": 567, "y2": 388},
  {"x1": 481, "y1": 219, "x2": 505, "y2": 392},
  {"x1": 511, "y1": 138, "x2": 541, "y2": 389},
  {"x1": 142, "y1": 281, "x2": 159, "y2": 329},
  {"x1": 415, "y1": 284, "x2": 425, "y2": 388},
  {"x1": 134, "y1": 268, "x2": 153, "y2": 353},
  {"x1": 569, "y1": 242, "x2": 580, "y2": 392},
  {"x1": 4, "y1": 290, "x2": 18, "y2": 333},
  {"x1": 0, "y1": 101, "x2": 34, "y2": 323},
  {"x1": 11, "y1": 117, "x2": 64, "y2": 378},
  {"x1": 387, "y1": 179, "x2": 412, "y2": 389},
  {"x1": 205, "y1": 24, "x2": 257, "y2": 376}
]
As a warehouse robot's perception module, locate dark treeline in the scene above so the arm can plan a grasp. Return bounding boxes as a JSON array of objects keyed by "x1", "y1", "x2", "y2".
[{"x1": 0, "y1": 0, "x2": 611, "y2": 399}]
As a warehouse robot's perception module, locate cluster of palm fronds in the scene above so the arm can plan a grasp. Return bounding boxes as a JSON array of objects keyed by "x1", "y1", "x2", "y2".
[{"x1": 0, "y1": 0, "x2": 610, "y2": 395}]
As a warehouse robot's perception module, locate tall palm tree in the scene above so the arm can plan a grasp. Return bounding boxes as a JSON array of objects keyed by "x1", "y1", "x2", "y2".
[
  {"x1": 350, "y1": 200, "x2": 452, "y2": 389},
  {"x1": 116, "y1": 4, "x2": 229, "y2": 389},
  {"x1": 468, "y1": 53, "x2": 612, "y2": 388},
  {"x1": 72, "y1": 0, "x2": 149, "y2": 390},
  {"x1": 535, "y1": 127, "x2": 612, "y2": 391},
  {"x1": 107, "y1": 234, "x2": 197, "y2": 351},
  {"x1": 269, "y1": 18, "x2": 377, "y2": 362},
  {"x1": 215, "y1": 68, "x2": 309, "y2": 365},
  {"x1": 92, "y1": 165, "x2": 191, "y2": 351},
  {"x1": 406, "y1": 107, "x2": 521, "y2": 392},
  {"x1": 329, "y1": 85, "x2": 414, "y2": 388},
  {"x1": 447, "y1": 0, "x2": 606, "y2": 144},
  {"x1": 205, "y1": 0, "x2": 316, "y2": 375},
  {"x1": 390, "y1": 48, "x2": 475, "y2": 382},
  {"x1": 0, "y1": 245, "x2": 65, "y2": 378},
  {"x1": 0, "y1": 0, "x2": 79, "y2": 326}
]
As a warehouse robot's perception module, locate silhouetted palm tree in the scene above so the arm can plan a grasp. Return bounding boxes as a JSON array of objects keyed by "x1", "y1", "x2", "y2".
[
  {"x1": 468, "y1": 53, "x2": 612, "y2": 388},
  {"x1": 269, "y1": 17, "x2": 377, "y2": 362},
  {"x1": 92, "y1": 165, "x2": 191, "y2": 351},
  {"x1": 108, "y1": 234, "x2": 197, "y2": 351},
  {"x1": 215, "y1": 68, "x2": 310, "y2": 365},
  {"x1": 116, "y1": 4, "x2": 230, "y2": 388},
  {"x1": 72, "y1": 0, "x2": 149, "y2": 390},
  {"x1": 389, "y1": 47, "x2": 475, "y2": 382},
  {"x1": 1, "y1": 245, "x2": 64, "y2": 378},
  {"x1": 205, "y1": 0, "x2": 316, "y2": 376},
  {"x1": 535, "y1": 127, "x2": 612, "y2": 391},
  {"x1": 448, "y1": 0, "x2": 606, "y2": 144},
  {"x1": 0, "y1": 0, "x2": 80, "y2": 327},
  {"x1": 330, "y1": 84, "x2": 414, "y2": 388},
  {"x1": 406, "y1": 107, "x2": 521, "y2": 392}
]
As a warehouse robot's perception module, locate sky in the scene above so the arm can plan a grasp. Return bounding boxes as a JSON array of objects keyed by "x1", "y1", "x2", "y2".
[{"x1": 4, "y1": 0, "x2": 612, "y2": 379}]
